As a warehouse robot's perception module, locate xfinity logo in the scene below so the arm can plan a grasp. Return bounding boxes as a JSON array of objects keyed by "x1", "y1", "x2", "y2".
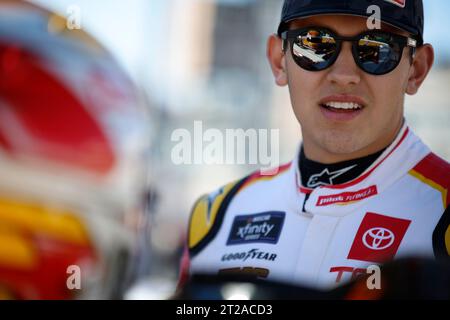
[
  {"x1": 227, "y1": 212, "x2": 285, "y2": 245},
  {"x1": 363, "y1": 227, "x2": 395, "y2": 250},
  {"x1": 237, "y1": 222, "x2": 274, "y2": 239},
  {"x1": 221, "y1": 249, "x2": 277, "y2": 262}
]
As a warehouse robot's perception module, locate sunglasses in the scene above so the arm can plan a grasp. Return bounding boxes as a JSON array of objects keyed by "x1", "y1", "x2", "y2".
[{"x1": 281, "y1": 27, "x2": 418, "y2": 75}]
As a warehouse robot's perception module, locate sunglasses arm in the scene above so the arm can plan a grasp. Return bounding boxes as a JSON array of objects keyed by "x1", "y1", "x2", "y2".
[
  {"x1": 280, "y1": 32, "x2": 288, "y2": 53},
  {"x1": 407, "y1": 37, "x2": 418, "y2": 63}
]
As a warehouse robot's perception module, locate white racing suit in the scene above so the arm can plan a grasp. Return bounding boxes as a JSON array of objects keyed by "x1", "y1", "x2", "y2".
[{"x1": 179, "y1": 124, "x2": 450, "y2": 289}]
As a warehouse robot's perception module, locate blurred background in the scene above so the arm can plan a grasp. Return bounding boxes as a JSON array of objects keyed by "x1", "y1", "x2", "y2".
[{"x1": 3, "y1": 0, "x2": 449, "y2": 299}]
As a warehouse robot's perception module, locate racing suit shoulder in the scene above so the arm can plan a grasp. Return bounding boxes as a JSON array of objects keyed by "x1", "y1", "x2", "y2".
[
  {"x1": 409, "y1": 152, "x2": 450, "y2": 208},
  {"x1": 187, "y1": 178, "x2": 246, "y2": 255},
  {"x1": 187, "y1": 162, "x2": 293, "y2": 256},
  {"x1": 177, "y1": 178, "x2": 246, "y2": 289},
  {"x1": 409, "y1": 152, "x2": 450, "y2": 257}
]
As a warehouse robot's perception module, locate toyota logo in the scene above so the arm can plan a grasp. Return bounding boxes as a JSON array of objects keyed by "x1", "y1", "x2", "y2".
[{"x1": 362, "y1": 227, "x2": 395, "y2": 250}]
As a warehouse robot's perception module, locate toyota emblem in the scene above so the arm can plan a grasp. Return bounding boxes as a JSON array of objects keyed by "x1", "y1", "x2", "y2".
[{"x1": 362, "y1": 227, "x2": 395, "y2": 250}]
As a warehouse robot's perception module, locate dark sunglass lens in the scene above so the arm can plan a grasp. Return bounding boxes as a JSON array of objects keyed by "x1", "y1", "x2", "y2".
[
  {"x1": 357, "y1": 33, "x2": 402, "y2": 74},
  {"x1": 291, "y1": 29, "x2": 337, "y2": 71}
]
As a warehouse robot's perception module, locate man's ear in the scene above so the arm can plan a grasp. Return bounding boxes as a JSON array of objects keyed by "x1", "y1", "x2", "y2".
[
  {"x1": 267, "y1": 34, "x2": 288, "y2": 86},
  {"x1": 406, "y1": 44, "x2": 434, "y2": 95}
]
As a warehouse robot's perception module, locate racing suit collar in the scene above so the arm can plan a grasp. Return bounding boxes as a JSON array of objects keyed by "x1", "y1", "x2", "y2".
[
  {"x1": 299, "y1": 145, "x2": 386, "y2": 189},
  {"x1": 290, "y1": 122, "x2": 431, "y2": 217}
]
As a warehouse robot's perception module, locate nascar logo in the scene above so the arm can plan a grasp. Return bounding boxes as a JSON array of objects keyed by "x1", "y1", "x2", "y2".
[{"x1": 384, "y1": 0, "x2": 406, "y2": 8}]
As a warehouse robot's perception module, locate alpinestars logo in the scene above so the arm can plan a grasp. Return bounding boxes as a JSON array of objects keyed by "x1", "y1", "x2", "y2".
[{"x1": 307, "y1": 165, "x2": 357, "y2": 188}]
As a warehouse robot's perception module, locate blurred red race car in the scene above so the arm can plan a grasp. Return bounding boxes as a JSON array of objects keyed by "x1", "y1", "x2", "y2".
[{"x1": 0, "y1": 0, "x2": 152, "y2": 299}]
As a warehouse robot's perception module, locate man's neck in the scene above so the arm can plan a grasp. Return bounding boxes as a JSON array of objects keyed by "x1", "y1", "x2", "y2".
[
  {"x1": 299, "y1": 146, "x2": 386, "y2": 189},
  {"x1": 302, "y1": 120, "x2": 404, "y2": 164}
]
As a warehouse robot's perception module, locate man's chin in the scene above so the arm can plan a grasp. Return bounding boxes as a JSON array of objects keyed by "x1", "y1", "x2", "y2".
[{"x1": 317, "y1": 133, "x2": 372, "y2": 160}]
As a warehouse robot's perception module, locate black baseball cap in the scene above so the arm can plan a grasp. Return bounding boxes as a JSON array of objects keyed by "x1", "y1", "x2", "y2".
[{"x1": 278, "y1": 0, "x2": 424, "y2": 43}]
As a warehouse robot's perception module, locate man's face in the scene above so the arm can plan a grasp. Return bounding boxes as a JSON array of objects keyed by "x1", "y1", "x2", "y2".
[{"x1": 281, "y1": 15, "x2": 413, "y2": 162}]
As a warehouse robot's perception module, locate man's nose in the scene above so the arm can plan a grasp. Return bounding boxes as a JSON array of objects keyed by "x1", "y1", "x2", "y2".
[{"x1": 326, "y1": 42, "x2": 361, "y2": 86}]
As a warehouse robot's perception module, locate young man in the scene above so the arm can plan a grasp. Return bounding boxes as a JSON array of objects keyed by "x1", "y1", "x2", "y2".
[{"x1": 179, "y1": 0, "x2": 449, "y2": 290}]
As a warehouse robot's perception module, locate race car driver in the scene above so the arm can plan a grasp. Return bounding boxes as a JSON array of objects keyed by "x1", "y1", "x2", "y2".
[{"x1": 179, "y1": 0, "x2": 450, "y2": 291}]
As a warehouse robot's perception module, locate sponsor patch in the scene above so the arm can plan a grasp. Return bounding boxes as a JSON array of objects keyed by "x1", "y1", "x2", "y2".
[
  {"x1": 348, "y1": 212, "x2": 411, "y2": 263},
  {"x1": 329, "y1": 266, "x2": 368, "y2": 283},
  {"x1": 227, "y1": 211, "x2": 285, "y2": 245},
  {"x1": 316, "y1": 185, "x2": 378, "y2": 206},
  {"x1": 221, "y1": 248, "x2": 277, "y2": 262},
  {"x1": 384, "y1": 0, "x2": 406, "y2": 8},
  {"x1": 219, "y1": 267, "x2": 269, "y2": 279}
]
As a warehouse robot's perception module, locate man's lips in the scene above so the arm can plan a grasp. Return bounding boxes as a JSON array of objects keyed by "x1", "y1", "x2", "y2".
[{"x1": 318, "y1": 95, "x2": 367, "y2": 121}]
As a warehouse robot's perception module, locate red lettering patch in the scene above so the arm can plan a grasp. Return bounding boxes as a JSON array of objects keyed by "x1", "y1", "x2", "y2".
[
  {"x1": 347, "y1": 212, "x2": 411, "y2": 263},
  {"x1": 316, "y1": 185, "x2": 378, "y2": 206},
  {"x1": 384, "y1": 0, "x2": 406, "y2": 8}
]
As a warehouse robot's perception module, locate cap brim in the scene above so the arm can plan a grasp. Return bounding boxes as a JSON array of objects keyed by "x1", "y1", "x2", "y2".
[{"x1": 278, "y1": 10, "x2": 419, "y2": 39}]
